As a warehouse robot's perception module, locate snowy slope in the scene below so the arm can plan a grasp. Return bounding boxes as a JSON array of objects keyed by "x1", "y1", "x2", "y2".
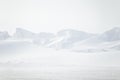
[
  {"x1": 0, "y1": 45, "x2": 120, "y2": 67},
  {"x1": 83, "y1": 27, "x2": 120, "y2": 44},
  {"x1": 0, "y1": 31, "x2": 10, "y2": 40},
  {"x1": 0, "y1": 27, "x2": 120, "y2": 52},
  {"x1": 33, "y1": 32, "x2": 55, "y2": 46},
  {"x1": 47, "y1": 29, "x2": 95, "y2": 49},
  {"x1": 0, "y1": 48, "x2": 120, "y2": 80},
  {"x1": 0, "y1": 40, "x2": 34, "y2": 56},
  {"x1": 72, "y1": 27, "x2": 120, "y2": 52},
  {"x1": 0, "y1": 27, "x2": 120, "y2": 80},
  {"x1": 100, "y1": 27, "x2": 120, "y2": 41},
  {"x1": 13, "y1": 28, "x2": 36, "y2": 40}
]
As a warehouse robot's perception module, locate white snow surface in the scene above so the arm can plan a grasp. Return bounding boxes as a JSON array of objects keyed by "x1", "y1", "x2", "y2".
[{"x1": 0, "y1": 38, "x2": 120, "y2": 80}]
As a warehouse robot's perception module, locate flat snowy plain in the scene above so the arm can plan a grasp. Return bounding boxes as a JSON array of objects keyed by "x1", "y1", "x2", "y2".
[{"x1": 0, "y1": 42, "x2": 120, "y2": 80}]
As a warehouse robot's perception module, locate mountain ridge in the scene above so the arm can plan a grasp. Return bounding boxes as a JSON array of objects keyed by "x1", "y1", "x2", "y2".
[{"x1": 0, "y1": 27, "x2": 120, "y2": 52}]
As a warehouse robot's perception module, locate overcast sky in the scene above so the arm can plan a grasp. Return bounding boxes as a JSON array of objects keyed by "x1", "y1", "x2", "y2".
[{"x1": 0, "y1": 0, "x2": 120, "y2": 34}]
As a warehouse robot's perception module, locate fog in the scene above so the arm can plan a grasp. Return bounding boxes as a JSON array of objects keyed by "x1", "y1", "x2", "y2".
[{"x1": 0, "y1": 0, "x2": 120, "y2": 79}]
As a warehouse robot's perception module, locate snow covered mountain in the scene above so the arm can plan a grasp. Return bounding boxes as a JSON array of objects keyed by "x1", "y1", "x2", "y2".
[
  {"x1": 0, "y1": 28, "x2": 120, "y2": 80},
  {"x1": 72, "y1": 27, "x2": 120, "y2": 52},
  {"x1": 33, "y1": 32, "x2": 55, "y2": 46},
  {"x1": 99, "y1": 27, "x2": 120, "y2": 41},
  {"x1": 13, "y1": 28, "x2": 36, "y2": 40},
  {"x1": 12, "y1": 28, "x2": 55, "y2": 45},
  {"x1": 47, "y1": 29, "x2": 95, "y2": 49},
  {"x1": 0, "y1": 27, "x2": 120, "y2": 52},
  {"x1": 0, "y1": 31, "x2": 10, "y2": 40}
]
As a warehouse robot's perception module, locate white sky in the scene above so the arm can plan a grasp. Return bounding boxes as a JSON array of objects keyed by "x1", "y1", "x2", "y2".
[{"x1": 0, "y1": 0, "x2": 120, "y2": 34}]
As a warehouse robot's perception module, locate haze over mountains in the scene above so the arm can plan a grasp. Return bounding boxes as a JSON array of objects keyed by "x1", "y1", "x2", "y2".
[
  {"x1": 0, "y1": 27, "x2": 120, "y2": 52},
  {"x1": 1, "y1": 27, "x2": 120, "y2": 80}
]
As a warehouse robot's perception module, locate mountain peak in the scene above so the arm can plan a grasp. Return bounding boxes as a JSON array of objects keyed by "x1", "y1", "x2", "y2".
[
  {"x1": 13, "y1": 28, "x2": 35, "y2": 39},
  {"x1": 94, "y1": 27, "x2": 120, "y2": 42},
  {"x1": 105, "y1": 27, "x2": 120, "y2": 34}
]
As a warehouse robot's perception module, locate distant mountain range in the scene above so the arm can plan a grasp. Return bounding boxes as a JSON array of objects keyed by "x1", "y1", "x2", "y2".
[
  {"x1": 0, "y1": 31, "x2": 10, "y2": 40},
  {"x1": 47, "y1": 29, "x2": 95, "y2": 49},
  {"x1": 0, "y1": 27, "x2": 120, "y2": 52},
  {"x1": 72, "y1": 27, "x2": 120, "y2": 52},
  {"x1": 13, "y1": 28, "x2": 36, "y2": 39}
]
